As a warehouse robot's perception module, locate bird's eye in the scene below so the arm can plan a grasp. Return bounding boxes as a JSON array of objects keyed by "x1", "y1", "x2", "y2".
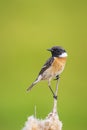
[{"x1": 53, "y1": 49, "x2": 57, "y2": 52}]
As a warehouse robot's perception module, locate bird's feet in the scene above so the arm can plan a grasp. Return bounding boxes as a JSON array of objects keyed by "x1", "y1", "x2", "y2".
[
  {"x1": 54, "y1": 75, "x2": 60, "y2": 80},
  {"x1": 53, "y1": 95, "x2": 57, "y2": 100}
]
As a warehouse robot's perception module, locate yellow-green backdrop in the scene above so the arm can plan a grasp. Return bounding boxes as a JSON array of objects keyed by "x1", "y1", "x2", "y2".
[{"x1": 0, "y1": 0, "x2": 87, "y2": 130}]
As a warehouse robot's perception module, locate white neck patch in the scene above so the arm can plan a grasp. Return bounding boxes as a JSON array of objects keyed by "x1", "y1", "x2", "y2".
[{"x1": 59, "y1": 52, "x2": 68, "y2": 58}]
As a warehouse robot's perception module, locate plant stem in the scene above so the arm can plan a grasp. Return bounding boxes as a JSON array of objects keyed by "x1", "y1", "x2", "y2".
[{"x1": 53, "y1": 79, "x2": 60, "y2": 114}]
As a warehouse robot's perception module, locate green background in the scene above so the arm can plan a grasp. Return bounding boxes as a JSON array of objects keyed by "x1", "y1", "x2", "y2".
[{"x1": 0, "y1": 0, "x2": 87, "y2": 130}]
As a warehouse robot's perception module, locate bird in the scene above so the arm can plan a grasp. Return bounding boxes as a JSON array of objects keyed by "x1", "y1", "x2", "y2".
[{"x1": 27, "y1": 46, "x2": 68, "y2": 99}]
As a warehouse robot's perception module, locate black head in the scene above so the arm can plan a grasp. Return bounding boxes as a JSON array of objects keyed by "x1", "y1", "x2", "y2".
[{"x1": 47, "y1": 46, "x2": 67, "y2": 57}]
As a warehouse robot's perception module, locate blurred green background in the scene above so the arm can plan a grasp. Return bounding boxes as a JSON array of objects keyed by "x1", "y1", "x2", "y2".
[{"x1": 0, "y1": 0, "x2": 87, "y2": 130}]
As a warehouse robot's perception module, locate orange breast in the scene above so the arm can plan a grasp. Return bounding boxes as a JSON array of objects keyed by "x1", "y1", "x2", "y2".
[
  {"x1": 41, "y1": 57, "x2": 67, "y2": 80},
  {"x1": 51, "y1": 57, "x2": 67, "y2": 75}
]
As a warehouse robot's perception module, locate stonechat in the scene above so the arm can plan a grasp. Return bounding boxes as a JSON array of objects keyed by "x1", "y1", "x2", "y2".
[{"x1": 27, "y1": 46, "x2": 67, "y2": 99}]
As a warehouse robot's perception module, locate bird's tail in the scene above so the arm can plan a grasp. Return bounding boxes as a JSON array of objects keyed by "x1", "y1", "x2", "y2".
[
  {"x1": 27, "y1": 75, "x2": 42, "y2": 92},
  {"x1": 27, "y1": 82, "x2": 36, "y2": 92}
]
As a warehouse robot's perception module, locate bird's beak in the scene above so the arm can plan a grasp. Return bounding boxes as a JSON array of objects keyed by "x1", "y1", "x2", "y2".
[{"x1": 47, "y1": 48, "x2": 52, "y2": 51}]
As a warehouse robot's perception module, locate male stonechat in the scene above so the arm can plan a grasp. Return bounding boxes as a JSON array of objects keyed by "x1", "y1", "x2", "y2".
[{"x1": 27, "y1": 46, "x2": 67, "y2": 99}]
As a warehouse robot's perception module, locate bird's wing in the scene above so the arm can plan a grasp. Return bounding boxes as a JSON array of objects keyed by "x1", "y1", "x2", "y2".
[
  {"x1": 27, "y1": 57, "x2": 54, "y2": 92},
  {"x1": 39, "y1": 57, "x2": 54, "y2": 75}
]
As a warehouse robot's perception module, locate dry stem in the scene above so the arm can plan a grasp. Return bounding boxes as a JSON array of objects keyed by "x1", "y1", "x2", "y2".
[{"x1": 22, "y1": 79, "x2": 62, "y2": 130}]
